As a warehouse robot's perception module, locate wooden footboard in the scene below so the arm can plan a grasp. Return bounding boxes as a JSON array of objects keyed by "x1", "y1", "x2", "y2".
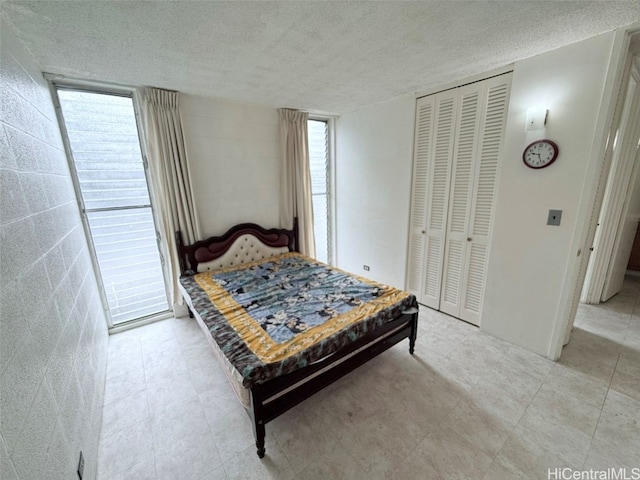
[{"x1": 248, "y1": 307, "x2": 418, "y2": 458}]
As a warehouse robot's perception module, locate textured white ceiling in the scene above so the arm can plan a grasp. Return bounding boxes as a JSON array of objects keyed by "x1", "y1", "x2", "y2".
[{"x1": 2, "y1": 1, "x2": 640, "y2": 114}]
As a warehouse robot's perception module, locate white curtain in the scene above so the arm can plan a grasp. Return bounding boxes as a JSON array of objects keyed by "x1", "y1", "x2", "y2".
[
  {"x1": 279, "y1": 109, "x2": 316, "y2": 257},
  {"x1": 139, "y1": 87, "x2": 200, "y2": 309}
]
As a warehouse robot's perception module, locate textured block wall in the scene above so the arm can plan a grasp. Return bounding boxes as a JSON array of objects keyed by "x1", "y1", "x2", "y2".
[{"x1": 0, "y1": 19, "x2": 109, "y2": 480}]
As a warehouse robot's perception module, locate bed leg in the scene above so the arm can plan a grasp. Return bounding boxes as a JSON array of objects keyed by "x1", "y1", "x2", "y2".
[
  {"x1": 254, "y1": 421, "x2": 266, "y2": 458},
  {"x1": 188, "y1": 308, "x2": 194, "y2": 318},
  {"x1": 409, "y1": 313, "x2": 418, "y2": 355},
  {"x1": 249, "y1": 390, "x2": 266, "y2": 458}
]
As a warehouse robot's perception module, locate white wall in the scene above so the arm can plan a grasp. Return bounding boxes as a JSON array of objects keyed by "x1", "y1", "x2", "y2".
[
  {"x1": 0, "y1": 19, "x2": 108, "y2": 480},
  {"x1": 482, "y1": 32, "x2": 617, "y2": 356},
  {"x1": 180, "y1": 96, "x2": 281, "y2": 238},
  {"x1": 335, "y1": 95, "x2": 415, "y2": 289},
  {"x1": 334, "y1": 32, "x2": 619, "y2": 359}
]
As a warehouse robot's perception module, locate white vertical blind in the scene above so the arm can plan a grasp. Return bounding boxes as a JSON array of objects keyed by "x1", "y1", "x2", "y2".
[
  {"x1": 57, "y1": 90, "x2": 169, "y2": 325},
  {"x1": 308, "y1": 119, "x2": 330, "y2": 263}
]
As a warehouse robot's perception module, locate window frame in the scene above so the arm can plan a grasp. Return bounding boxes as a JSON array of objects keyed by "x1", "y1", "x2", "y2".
[
  {"x1": 308, "y1": 115, "x2": 336, "y2": 265},
  {"x1": 47, "y1": 75, "x2": 172, "y2": 331}
]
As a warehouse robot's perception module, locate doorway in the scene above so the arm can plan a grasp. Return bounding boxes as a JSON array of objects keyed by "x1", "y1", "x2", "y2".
[{"x1": 581, "y1": 51, "x2": 640, "y2": 305}]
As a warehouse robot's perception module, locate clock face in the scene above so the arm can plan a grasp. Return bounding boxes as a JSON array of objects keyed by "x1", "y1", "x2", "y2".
[{"x1": 523, "y1": 140, "x2": 559, "y2": 169}]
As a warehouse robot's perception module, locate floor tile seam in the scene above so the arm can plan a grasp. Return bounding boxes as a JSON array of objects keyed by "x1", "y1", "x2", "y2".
[
  {"x1": 108, "y1": 328, "x2": 144, "y2": 344},
  {"x1": 303, "y1": 407, "x2": 344, "y2": 445},
  {"x1": 105, "y1": 362, "x2": 146, "y2": 381},
  {"x1": 331, "y1": 433, "x2": 378, "y2": 477},
  {"x1": 440, "y1": 407, "x2": 519, "y2": 459},
  {"x1": 392, "y1": 371, "x2": 465, "y2": 416},
  {"x1": 219, "y1": 460, "x2": 230, "y2": 480},
  {"x1": 99, "y1": 458, "x2": 157, "y2": 480},
  {"x1": 173, "y1": 321, "x2": 214, "y2": 378},
  {"x1": 536, "y1": 357, "x2": 558, "y2": 388},
  {"x1": 98, "y1": 342, "x2": 145, "y2": 479},
  {"x1": 605, "y1": 350, "x2": 622, "y2": 392},
  {"x1": 97, "y1": 411, "x2": 157, "y2": 478},
  {"x1": 618, "y1": 316, "x2": 639, "y2": 346},
  {"x1": 539, "y1": 366, "x2": 612, "y2": 411},
  {"x1": 141, "y1": 387, "x2": 160, "y2": 480},
  {"x1": 141, "y1": 329, "x2": 198, "y2": 390},
  {"x1": 151, "y1": 422, "x2": 223, "y2": 479},
  {"x1": 578, "y1": 356, "x2": 618, "y2": 471},
  {"x1": 515, "y1": 417, "x2": 591, "y2": 468},
  {"x1": 223, "y1": 443, "x2": 295, "y2": 480},
  {"x1": 99, "y1": 411, "x2": 151, "y2": 443},
  {"x1": 578, "y1": 386, "x2": 637, "y2": 472},
  {"x1": 106, "y1": 347, "x2": 144, "y2": 365},
  {"x1": 427, "y1": 424, "x2": 495, "y2": 479},
  {"x1": 268, "y1": 427, "x2": 307, "y2": 476},
  {"x1": 497, "y1": 387, "x2": 538, "y2": 432},
  {"x1": 197, "y1": 461, "x2": 226, "y2": 480},
  {"x1": 402, "y1": 380, "x2": 465, "y2": 424},
  {"x1": 301, "y1": 436, "x2": 371, "y2": 478},
  {"x1": 610, "y1": 366, "x2": 640, "y2": 393},
  {"x1": 139, "y1": 329, "x2": 161, "y2": 395},
  {"x1": 508, "y1": 379, "x2": 548, "y2": 453},
  {"x1": 520, "y1": 389, "x2": 603, "y2": 439},
  {"x1": 388, "y1": 432, "x2": 433, "y2": 478},
  {"x1": 491, "y1": 451, "x2": 535, "y2": 480},
  {"x1": 104, "y1": 362, "x2": 147, "y2": 382},
  {"x1": 581, "y1": 436, "x2": 599, "y2": 471},
  {"x1": 195, "y1": 385, "x2": 236, "y2": 471}
]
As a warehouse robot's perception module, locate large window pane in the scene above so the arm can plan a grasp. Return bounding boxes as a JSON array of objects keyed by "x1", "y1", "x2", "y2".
[
  {"x1": 59, "y1": 91, "x2": 150, "y2": 210},
  {"x1": 87, "y1": 209, "x2": 167, "y2": 323},
  {"x1": 57, "y1": 89, "x2": 169, "y2": 325}
]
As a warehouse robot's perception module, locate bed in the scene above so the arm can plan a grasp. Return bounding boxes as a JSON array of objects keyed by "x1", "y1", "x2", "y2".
[{"x1": 176, "y1": 220, "x2": 419, "y2": 458}]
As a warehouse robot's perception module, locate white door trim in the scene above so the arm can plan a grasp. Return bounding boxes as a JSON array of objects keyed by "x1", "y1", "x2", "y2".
[{"x1": 547, "y1": 26, "x2": 636, "y2": 360}]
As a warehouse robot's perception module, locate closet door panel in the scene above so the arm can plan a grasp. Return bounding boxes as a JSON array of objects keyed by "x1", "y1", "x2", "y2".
[
  {"x1": 406, "y1": 72, "x2": 511, "y2": 323},
  {"x1": 440, "y1": 85, "x2": 483, "y2": 317},
  {"x1": 421, "y1": 91, "x2": 458, "y2": 308},
  {"x1": 406, "y1": 97, "x2": 435, "y2": 296},
  {"x1": 462, "y1": 242, "x2": 488, "y2": 321},
  {"x1": 460, "y1": 75, "x2": 512, "y2": 324}
]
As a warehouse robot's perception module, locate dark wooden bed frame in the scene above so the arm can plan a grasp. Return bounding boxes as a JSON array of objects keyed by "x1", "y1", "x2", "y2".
[{"x1": 176, "y1": 220, "x2": 418, "y2": 458}]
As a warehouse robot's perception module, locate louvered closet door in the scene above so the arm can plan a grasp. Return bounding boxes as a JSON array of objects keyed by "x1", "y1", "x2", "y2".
[
  {"x1": 421, "y1": 91, "x2": 459, "y2": 307},
  {"x1": 439, "y1": 84, "x2": 483, "y2": 318},
  {"x1": 406, "y1": 96, "x2": 435, "y2": 297},
  {"x1": 441, "y1": 74, "x2": 512, "y2": 325},
  {"x1": 406, "y1": 91, "x2": 458, "y2": 308}
]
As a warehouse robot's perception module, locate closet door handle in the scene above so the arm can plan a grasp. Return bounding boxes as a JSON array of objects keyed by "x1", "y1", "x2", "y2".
[{"x1": 467, "y1": 237, "x2": 472, "y2": 242}]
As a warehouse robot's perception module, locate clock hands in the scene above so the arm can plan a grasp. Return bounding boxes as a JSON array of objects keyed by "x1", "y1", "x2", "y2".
[{"x1": 529, "y1": 151, "x2": 542, "y2": 166}]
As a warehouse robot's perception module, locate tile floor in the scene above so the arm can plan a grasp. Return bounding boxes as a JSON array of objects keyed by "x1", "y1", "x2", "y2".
[{"x1": 97, "y1": 276, "x2": 640, "y2": 479}]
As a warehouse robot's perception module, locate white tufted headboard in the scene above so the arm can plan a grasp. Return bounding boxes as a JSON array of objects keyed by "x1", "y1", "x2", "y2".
[
  {"x1": 197, "y1": 234, "x2": 289, "y2": 272},
  {"x1": 176, "y1": 220, "x2": 298, "y2": 275}
]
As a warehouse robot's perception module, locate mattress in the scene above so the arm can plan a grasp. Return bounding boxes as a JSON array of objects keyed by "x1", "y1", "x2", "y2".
[{"x1": 179, "y1": 252, "x2": 417, "y2": 389}]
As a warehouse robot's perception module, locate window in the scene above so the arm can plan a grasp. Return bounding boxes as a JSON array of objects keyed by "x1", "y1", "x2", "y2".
[
  {"x1": 54, "y1": 86, "x2": 169, "y2": 327},
  {"x1": 308, "y1": 119, "x2": 332, "y2": 263}
]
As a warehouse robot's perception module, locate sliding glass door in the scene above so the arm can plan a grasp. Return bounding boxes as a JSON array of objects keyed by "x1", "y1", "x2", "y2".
[{"x1": 55, "y1": 87, "x2": 169, "y2": 327}]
